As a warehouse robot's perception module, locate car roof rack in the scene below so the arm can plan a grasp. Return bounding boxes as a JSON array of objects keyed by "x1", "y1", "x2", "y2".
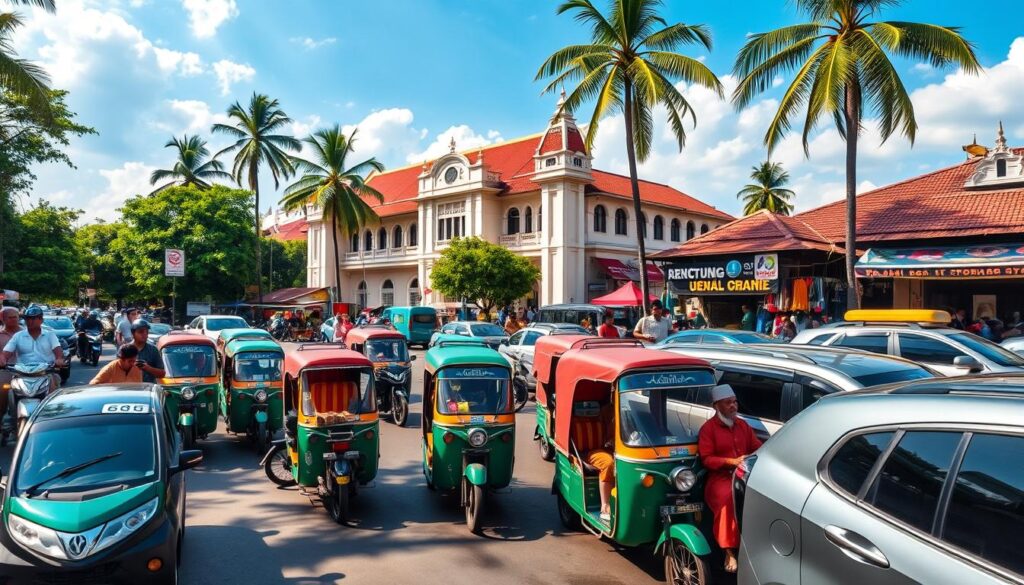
[
  {"x1": 436, "y1": 340, "x2": 489, "y2": 348},
  {"x1": 573, "y1": 339, "x2": 645, "y2": 351},
  {"x1": 296, "y1": 343, "x2": 347, "y2": 351}
]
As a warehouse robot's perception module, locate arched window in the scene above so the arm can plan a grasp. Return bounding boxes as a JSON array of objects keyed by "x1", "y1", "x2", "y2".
[
  {"x1": 538, "y1": 205, "x2": 542, "y2": 232},
  {"x1": 614, "y1": 208, "x2": 628, "y2": 235},
  {"x1": 686, "y1": 221, "x2": 695, "y2": 241},
  {"x1": 593, "y1": 205, "x2": 607, "y2": 233},
  {"x1": 378, "y1": 227, "x2": 387, "y2": 249},
  {"x1": 350, "y1": 232, "x2": 359, "y2": 252},
  {"x1": 408, "y1": 223, "x2": 418, "y2": 246},
  {"x1": 524, "y1": 206, "x2": 533, "y2": 233},
  {"x1": 356, "y1": 281, "x2": 367, "y2": 309},
  {"x1": 409, "y1": 278, "x2": 421, "y2": 306},
  {"x1": 653, "y1": 215, "x2": 664, "y2": 240},
  {"x1": 507, "y1": 208, "x2": 520, "y2": 235},
  {"x1": 700, "y1": 223, "x2": 709, "y2": 235},
  {"x1": 364, "y1": 230, "x2": 373, "y2": 251},
  {"x1": 381, "y1": 279, "x2": 395, "y2": 306},
  {"x1": 670, "y1": 219, "x2": 681, "y2": 242},
  {"x1": 393, "y1": 225, "x2": 403, "y2": 248},
  {"x1": 997, "y1": 158, "x2": 1007, "y2": 177}
]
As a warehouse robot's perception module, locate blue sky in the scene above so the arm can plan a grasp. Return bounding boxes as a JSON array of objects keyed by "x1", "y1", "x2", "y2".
[{"x1": 12, "y1": 0, "x2": 1024, "y2": 222}]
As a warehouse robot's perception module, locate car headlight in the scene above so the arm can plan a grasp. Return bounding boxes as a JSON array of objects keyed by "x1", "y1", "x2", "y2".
[
  {"x1": 669, "y1": 466, "x2": 697, "y2": 493},
  {"x1": 254, "y1": 389, "x2": 268, "y2": 403},
  {"x1": 92, "y1": 497, "x2": 160, "y2": 555},
  {"x1": 9, "y1": 514, "x2": 67, "y2": 559},
  {"x1": 467, "y1": 428, "x2": 487, "y2": 448},
  {"x1": 181, "y1": 387, "x2": 196, "y2": 400}
]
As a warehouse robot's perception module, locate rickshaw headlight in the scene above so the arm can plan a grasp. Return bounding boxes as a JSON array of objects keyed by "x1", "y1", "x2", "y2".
[
  {"x1": 468, "y1": 428, "x2": 487, "y2": 448},
  {"x1": 181, "y1": 387, "x2": 196, "y2": 401},
  {"x1": 669, "y1": 467, "x2": 697, "y2": 493},
  {"x1": 9, "y1": 514, "x2": 66, "y2": 559},
  {"x1": 254, "y1": 389, "x2": 268, "y2": 403}
]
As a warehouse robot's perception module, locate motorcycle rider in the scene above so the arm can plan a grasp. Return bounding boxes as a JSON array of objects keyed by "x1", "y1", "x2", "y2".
[
  {"x1": 0, "y1": 307, "x2": 23, "y2": 421},
  {"x1": 76, "y1": 309, "x2": 104, "y2": 357},
  {"x1": 0, "y1": 306, "x2": 63, "y2": 397}
]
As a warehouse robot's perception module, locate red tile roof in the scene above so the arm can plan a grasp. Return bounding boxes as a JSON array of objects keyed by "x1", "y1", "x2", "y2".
[
  {"x1": 796, "y1": 148, "x2": 1024, "y2": 243},
  {"x1": 588, "y1": 171, "x2": 733, "y2": 221},
  {"x1": 651, "y1": 210, "x2": 844, "y2": 258},
  {"x1": 265, "y1": 218, "x2": 308, "y2": 241}
]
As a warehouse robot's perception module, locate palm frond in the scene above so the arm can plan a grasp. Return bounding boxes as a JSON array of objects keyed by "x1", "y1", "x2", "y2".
[
  {"x1": 731, "y1": 34, "x2": 822, "y2": 109},
  {"x1": 734, "y1": 23, "x2": 825, "y2": 78},
  {"x1": 641, "y1": 22, "x2": 713, "y2": 51},
  {"x1": 763, "y1": 42, "x2": 829, "y2": 153},
  {"x1": 643, "y1": 51, "x2": 723, "y2": 96},
  {"x1": 870, "y1": 21, "x2": 980, "y2": 72}
]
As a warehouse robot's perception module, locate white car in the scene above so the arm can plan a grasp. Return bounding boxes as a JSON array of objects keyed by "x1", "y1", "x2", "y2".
[
  {"x1": 1002, "y1": 336, "x2": 1024, "y2": 357},
  {"x1": 185, "y1": 314, "x2": 250, "y2": 341},
  {"x1": 497, "y1": 323, "x2": 589, "y2": 393}
]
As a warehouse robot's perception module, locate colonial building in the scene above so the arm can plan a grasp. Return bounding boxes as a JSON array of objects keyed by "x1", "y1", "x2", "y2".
[{"x1": 304, "y1": 96, "x2": 732, "y2": 310}]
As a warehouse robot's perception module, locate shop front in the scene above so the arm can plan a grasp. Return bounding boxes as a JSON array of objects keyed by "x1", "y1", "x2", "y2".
[{"x1": 590, "y1": 256, "x2": 665, "y2": 302}]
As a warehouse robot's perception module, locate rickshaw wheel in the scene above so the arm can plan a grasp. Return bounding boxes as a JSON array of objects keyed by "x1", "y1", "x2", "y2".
[
  {"x1": 181, "y1": 426, "x2": 196, "y2": 450},
  {"x1": 538, "y1": 437, "x2": 555, "y2": 462},
  {"x1": 556, "y1": 491, "x2": 581, "y2": 530},
  {"x1": 464, "y1": 479, "x2": 485, "y2": 534},
  {"x1": 263, "y1": 447, "x2": 297, "y2": 487},
  {"x1": 664, "y1": 539, "x2": 709, "y2": 585},
  {"x1": 327, "y1": 485, "x2": 350, "y2": 525},
  {"x1": 255, "y1": 422, "x2": 269, "y2": 453},
  {"x1": 392, "y1": 392, "x2": 408, "y2": 427}
]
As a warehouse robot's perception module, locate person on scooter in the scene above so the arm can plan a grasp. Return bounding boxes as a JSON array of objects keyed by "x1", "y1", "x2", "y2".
[
  {"x1": 128, "y1": 319, "x2": 165, "y2": 383},
  {"x1": 0, "y1": 306, "x2": 63, "y2": 386},
  {"x1": 76, "y1": 309, "x2": 104, "y2": 357},
  {"x1": 0, "y1": 307, "x2": 23, "y2": 420}
]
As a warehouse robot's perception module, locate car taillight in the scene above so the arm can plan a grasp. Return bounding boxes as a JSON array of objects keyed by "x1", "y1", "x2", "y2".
[
  {"x1": 733, "y1": 454, "x2": 757, "y2": 531},
  {"x1": 331, "y1": 441, "x2": 350, "y2": 452}
]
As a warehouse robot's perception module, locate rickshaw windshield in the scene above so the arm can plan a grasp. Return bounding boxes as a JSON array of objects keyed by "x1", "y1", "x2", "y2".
[
  {"x1": 617, "y1": 370, "x2": 716, "y2": 448},
  {"x1": 162, "y1": 345, "x2": 217, "y2": 377},
  {"x1": 436, "y1": 366, "x2": 510, "y2": 414},
  {"x1": 366, "y1": 339, "x2": 408, "y2": 362},
  {"x1": 233, "y1": 352, "x2": 283, "y2": 382},
  {"x1": 299, "y1": 367, "x2": 375, "y2": 416}
]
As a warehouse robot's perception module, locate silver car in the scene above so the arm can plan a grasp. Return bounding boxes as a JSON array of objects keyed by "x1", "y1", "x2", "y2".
[
  {"x1": 660, "y1": 344, "x2": 936, "y2": 441},
  {"x1": 792, "y1": 323, "x2": 1024, "y2": 376},
  {"x1": 497, "y1": 323, "x2": 589, "y2": 392},
  {"x1": 735, "y1": 375, "x2": 1024, "y2": 584},
  {"x1": 1002, "y1": 336, "x2": 1024, "y2": 357}
]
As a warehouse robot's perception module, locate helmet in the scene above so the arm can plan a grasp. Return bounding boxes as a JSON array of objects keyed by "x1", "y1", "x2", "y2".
[
  {"x1": 23, "y1": 306, "x2": 43, "y2": 318},
  {"x1": 90, "y1": 310, "x2": 99, "y2": 318},
  {"x1": 130, "y1": 318, "x2": 151, "y2": 332}
]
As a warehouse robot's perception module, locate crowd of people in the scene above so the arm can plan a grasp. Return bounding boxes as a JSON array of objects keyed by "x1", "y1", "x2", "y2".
[{"x1": 949, "y1": 307, "x2": 1022, "y2": 341}]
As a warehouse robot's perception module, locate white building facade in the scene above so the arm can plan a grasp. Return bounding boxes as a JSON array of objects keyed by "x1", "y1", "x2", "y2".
[{"x1": 305, "y1": 100, "x2": 732, "y2": 310}]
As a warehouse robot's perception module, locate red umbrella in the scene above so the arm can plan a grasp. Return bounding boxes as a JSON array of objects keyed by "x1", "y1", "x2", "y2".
[{"x1": 591, "y1": 281, "x2": 657, "y2": 306}]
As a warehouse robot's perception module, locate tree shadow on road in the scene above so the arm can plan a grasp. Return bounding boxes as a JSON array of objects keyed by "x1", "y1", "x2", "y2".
[{"x1": 182, "y1": 525, "x2": 345, "y2": 584}]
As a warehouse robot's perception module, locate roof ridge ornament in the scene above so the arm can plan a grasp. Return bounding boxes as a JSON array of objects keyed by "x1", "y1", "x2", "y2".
[
  {"x1": 449, "y1": 136, "x2": 456, "y2": 154},
  {"x1": 994, "y1": 120, "x2": 1008, "y2": 154}
]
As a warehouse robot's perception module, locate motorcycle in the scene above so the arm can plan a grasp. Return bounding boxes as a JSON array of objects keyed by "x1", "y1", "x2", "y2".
[
  {"x1": 268, "y1": 318, "x2": 291, "y2": 342},
  {"x1": 2, "y1": 363, "x2": 58, "y2": 446},
  {"x1": 77, "y1": 329, "x2": 103, "y2": 367}
]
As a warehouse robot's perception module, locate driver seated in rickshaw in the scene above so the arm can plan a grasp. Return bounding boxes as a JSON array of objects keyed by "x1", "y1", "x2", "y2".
[
  {"x1": 169, "y1": 351, "x2": 210, "y2": 377},
  {"x1": 570, "y1": 399, "x2": 615, "y2": 522},
  {"x1": 440, "y1": 380, "x2": 497, "y2": 414},
  {"x1": 372, "y1": 341, "x2": 401, "y2": 362}
]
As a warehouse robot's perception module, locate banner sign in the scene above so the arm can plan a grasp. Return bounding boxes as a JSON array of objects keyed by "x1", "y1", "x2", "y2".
[
  {"x1": 667, "y1": 254, "x2": 779, "y2": 295},
  {"x1": 165, "y1": 248, "x2": 185, "y2": 277},
  {"x1": 185, "y1": 301, "x2": 211, "y2": 316},
  {"x1": 855, "y1": 244, "x2": 1024, "y2": 279}
]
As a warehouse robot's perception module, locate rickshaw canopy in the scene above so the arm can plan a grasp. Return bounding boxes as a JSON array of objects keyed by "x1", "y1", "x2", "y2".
[
  {"x1": 345, "y1": 326, "x2": 407, "y2": 347},
  {"x1": 283, "y1": 344, "x2": 372, "y2": 378},
  {"x1": 157, "y1": 331, "x2": 216, "y2": 350},
  {"x1": 218, "y1": 327, "x2": 273, "y2": 344},
  {"x1": 425, "y1": 344, "x2": 510, "y2": 374},
  {"x1": 552, "y1": 347, "x2": 713, "y2": 451},
  {"x1": 224, "y1": 337, "x2": 283, "y2": 358}
]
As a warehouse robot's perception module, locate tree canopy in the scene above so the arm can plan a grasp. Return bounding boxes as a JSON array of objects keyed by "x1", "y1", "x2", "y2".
[
  {"x1": 429, "y1": 237, "x2": 540, "y2": 314},
  {"x1": 75, "y1": 221, "x2": 137, "y2": 303},
  {"x1": 3, "y1": 200, "x2": 83, "y2": 301}
]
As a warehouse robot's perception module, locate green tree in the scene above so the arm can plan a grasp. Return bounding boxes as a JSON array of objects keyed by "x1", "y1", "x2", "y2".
[
  {"x1": 537, "y1": 0, "x2": 722, "y2": 311},
  {"x1": 262, "y1": 237, "x2": 307, "y2": 290},
  {"x1": 212, "y1": 93, "x2": 300, "y2": 303},
  {"x1": 732, "y1": 0, "x2": 980, "y2": 308},
  {"x1": 75, "y1": 221, "x2": 136, "y2": 304},
  {"x1": 736, "y1": 161, "x2": 796, "y2": 216},
  {"x1": 4, "y1": 200, "x2": 83, "y2": 300},
  {"x1": 110, "y1": 185, "x2": 257, "y2": 311},
  {"x1": 430, "y1": 237, "x2": 540, "y2": 316},
  {"x1": 149, "y1": 134, "x2": 232, "y2": 194},
  {"x1": 280, "y1": 126, "x2": 384, "y2": 297},
  {"x1": 0, "y1": 2, "x2": 56, "y2": 117}
]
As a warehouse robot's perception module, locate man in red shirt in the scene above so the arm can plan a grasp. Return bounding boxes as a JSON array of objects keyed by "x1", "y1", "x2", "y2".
[
  {"x1": 698, "y1": 384, "x2": 762, "y2": 573},
  {"x1": 596, "y1": 311, "x2": 619, "y2": 338}
]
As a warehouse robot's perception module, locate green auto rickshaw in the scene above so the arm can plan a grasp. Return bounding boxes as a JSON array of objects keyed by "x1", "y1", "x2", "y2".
[
  {"x1": 156, "y1": 331, "x2": 221, "y2": 449},
  {"x1": 216, "y1": 327, "x2": 273, "y2": 357},
  {"x1": 260, "y1": 344, "x2": 379, "y2": 525},
  {"x1": 220, "y1": 337, "x2": 284, "y2": 453},
  {"x1": 422, "y1": 340, "x2": 515, "y2": 534}
]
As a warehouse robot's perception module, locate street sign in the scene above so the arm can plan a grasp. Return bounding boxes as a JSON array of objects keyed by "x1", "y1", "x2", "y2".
[
  {"x1": 165, "y1": 248, "x2": 185, "y2": 277},
  {"x1": 186, "y1": 302, "x2": 211, "y2": 316}
]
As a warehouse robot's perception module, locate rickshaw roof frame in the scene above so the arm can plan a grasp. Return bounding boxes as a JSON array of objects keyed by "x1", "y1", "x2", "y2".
[
  {"x1": 285, "y1": 345, "x2": 372, "y2": 377},
  {"x1": 345, "y1": 327, "x2": 407, "y2": 345},
  {"x1": 223, "y1": 338, "x2": 284, "y2": 357},
  {"x1": 156, "y1": 331, "x2": 216, "y2": 349},
  {"x1": 425, "y1": 344, "x2": 511, "y2": 373}
]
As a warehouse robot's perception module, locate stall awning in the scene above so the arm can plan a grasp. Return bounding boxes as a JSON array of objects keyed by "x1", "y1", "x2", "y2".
[
  {"x1": 591, "y1": 282, "x2": 658, "y2": 306},
  {"x1": 595, "y1": 258, "x2": 664, "y2": 283},
  {"x1": 855, "y1": 244, "x2": 1024, "y2": 279}
]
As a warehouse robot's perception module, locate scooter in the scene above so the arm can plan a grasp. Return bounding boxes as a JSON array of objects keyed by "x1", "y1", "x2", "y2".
[
  {"x1": 2, "y1": 363, "x2": 58, "y2": 445},
  {"x1": 77, "y1": 329, "x2": 103, "y2": 367}
]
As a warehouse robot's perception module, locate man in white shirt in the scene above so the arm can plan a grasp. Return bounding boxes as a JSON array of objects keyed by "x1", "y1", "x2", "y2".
[
  {"x1": 115, "y1": 307, "x2": 139, "y2": 346},
  {"x1": 0, "y1": 306, "x2": 64, "y2": 391},
  {"x1": 633, "y1": 300, "x2": 671, "y2": 343}
]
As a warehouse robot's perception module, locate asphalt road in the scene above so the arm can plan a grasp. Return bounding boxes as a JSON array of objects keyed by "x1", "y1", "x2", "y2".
[{"x1": 1, "y1": 343, "x2": 736, "y2": 585}]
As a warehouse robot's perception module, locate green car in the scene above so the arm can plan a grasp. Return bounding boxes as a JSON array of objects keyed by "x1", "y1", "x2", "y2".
[{"x1": 0, "y1": 384, "x2": 202, "y2": 584}]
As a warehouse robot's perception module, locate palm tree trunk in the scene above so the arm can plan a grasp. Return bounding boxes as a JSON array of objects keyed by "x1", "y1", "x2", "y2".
[
  {"x1": 844, "y1": 83, "x2": 861, "y2": 310},
  {"x1": 250, "y1": 165, "x2": 263, "y2": 303},
  {"x1": 622, "y1": 80, "x2": 651, "y2": 314},
  {"x1": 331, "y1": 213, "x2": 341, "y2": 303}
]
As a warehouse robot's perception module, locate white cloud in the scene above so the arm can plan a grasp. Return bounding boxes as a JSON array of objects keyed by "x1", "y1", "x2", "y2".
[
  {"x1": 182, "y1": 0, "x2": 238, "y2": 39},
  {"x1": 85, "y1": 161, "x2": 157, "y2": 221},
  {"x1": 212, "y1": 59, "x2": 255, "y2": 95},
  {"x1": 406, "y1": 125, "x2": 504, "y2": 163},
  {"x1": 152, "y1": 46, "x2": 203, "y2": 76},
  {"x1": 290, "y1": 36, "x2": 337, "y2": 50},
  {"x1": 340, "y1": 108, "x2": 427, "y2": 165},
  {"x1": 165, "y1": 99, "x2": 229, "y2": 133}
]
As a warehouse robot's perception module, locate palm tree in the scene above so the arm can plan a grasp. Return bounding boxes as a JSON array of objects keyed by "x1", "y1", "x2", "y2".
[
  {"x1": 149, "y1": 134, "x2": 232, "y2": 194},
  {"x1": 737, "y1": 161, "x2": 796, "y2": 216},
  {"x1": 0, "y1": 1, "x2": 55, "y2": 114},
  {"x1": 212, "y1": 93, "x2": 300, "y2": 302},
  {"x1": 537, "y1": 0, "x2": 722, "y2": 311},
  {"x1": 732, "y1": 0, "x2": 980, "y2": 308},
  {"x1": 279, "y1": 126, "x2": 385, "y2": 298}
]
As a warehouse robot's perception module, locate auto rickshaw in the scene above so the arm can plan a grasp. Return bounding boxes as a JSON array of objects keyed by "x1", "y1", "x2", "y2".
[
  {"x1": 220, "y1": 337, "x2": 285, "y2": 452},
  {"x1": 216, "y1": 327, "x2": 273, "y2": 356},
  {"x1": 345, "y1": 325, "x2": 415, "y2": 426},
  {"x1": 422, "y1": 340, "x2": 514, "y2": 534},
  {"x1": 532, "y1": 335, "x2": 642, "y2": 461},
  {"x1": 550, "y1": 342, "x2": 718, "y2": 583},
  {"x1": 260, "y1": 344, "x2": 379, "y2": 524},
  {"x1": 157, "y1": 331, "x2": 221, "y2": 449}
]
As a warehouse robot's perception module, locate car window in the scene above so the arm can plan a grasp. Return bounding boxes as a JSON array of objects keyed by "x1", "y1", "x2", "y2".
[
  {"x1": 456, "y1": 324, "x2": 470, "y2": 335},
  {"x1": 826, "y1": 431, "x2": 896, "y2": 496},
  {"x1": 441, "y1": 324, "x2": 455, "y2": 334},
  {"x1": 867, "y1": 431, "x2": 963, "y2": 532},
  {"x1": 162, "y1": 404, "x2": 176, "y2": 454},
  {"x1": 898, "y1": 333, "x2": 964, "y2": 365},
  {"x1": 806, "y1": 333, "x2": 836, "y2": 346},
  {"x1": 667, "y1": 333, "x2": 701, "y2": 344},
  {"x1": 798, "y1": 378, "x2": 841, "y2": 411},
  {"x1": 522, "y1": 331, "x2": 543, "y2": 346},
  {"x1": 717, "y1": 370, "x2": 787, "y2": 422},
  {"x1": 834, "y1": 333, "x2": 889, "y2": 354},
  {"x1": 948, "y1": 332, "x2": 1024, "y2": 367},
  {"x1": 942, "y1": 433, "x2": 1024, "y2": 576},
  {"x1": 508, "y1": 331, "x2": 524, "y2": 345}
]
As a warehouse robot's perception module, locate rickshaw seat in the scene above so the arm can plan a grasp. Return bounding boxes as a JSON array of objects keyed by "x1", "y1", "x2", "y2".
[
  {"x1": 309, "y1": 381, "x2": 358, "y2": 413},
  {"x1": 571, "y1": 414, "x2": 609, "y2": 476}
]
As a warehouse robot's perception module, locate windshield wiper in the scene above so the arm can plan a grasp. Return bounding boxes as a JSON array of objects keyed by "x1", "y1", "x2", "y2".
[{"x1": 24, "y1": 452, "x2": 123, "y2": 497}]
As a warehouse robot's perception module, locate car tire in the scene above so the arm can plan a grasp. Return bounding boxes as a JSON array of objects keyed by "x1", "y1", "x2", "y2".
[
  {"x1": 664, "y1": 539, "x2": 710, "y2": 585},
  {"x1": 538, "y1": 436, "x2": 555, "y2": 462},
  {"x1": 556, "y1": 491, "x2": 581, "y2": 531}
]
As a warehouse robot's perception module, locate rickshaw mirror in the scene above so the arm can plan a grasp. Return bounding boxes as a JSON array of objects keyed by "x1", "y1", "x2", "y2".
[{"x1": 173, "y1": 450, "x2": 204, "y2": 474}]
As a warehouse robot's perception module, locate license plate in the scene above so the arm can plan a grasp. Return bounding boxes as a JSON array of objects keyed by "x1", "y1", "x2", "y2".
[{"x1": 661, "y1": 503, "x2": 703, "y2": 515}]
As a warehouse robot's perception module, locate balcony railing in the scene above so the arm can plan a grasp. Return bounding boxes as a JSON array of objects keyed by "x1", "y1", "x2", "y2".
[
  {"x1": 499, "y1": 232, "x2": 541, "y2": 248},
  {"x1": 342, "y1": 248, "x2": 417, "y2": 263}
]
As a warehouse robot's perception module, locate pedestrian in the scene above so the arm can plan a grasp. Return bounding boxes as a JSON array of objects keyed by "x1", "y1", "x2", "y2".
[
  {"x1": 0, "y1": 307, "x2": 24, "y2": 419},
  {"x1": 497, "y1": 305, "x2": 510, "y2": 329},
  {"x1": 740, "y1": 304, "x2": 755, "y2": 331},
  {"x1": 90, "y1": 344, "x2": 144, "y2": 384},
  {"x1": 504, "y1": 307, "x2": 528, "y2": 335},
  {"x1": 115, "y1": 307, "x2": 139, "y2": 346},
  {"x1": 597, "y1": 312, "x2": 619, "y2": 338},
  {"x1": 128, "y1": 319, "x2": 165, "y2": 383},
  {"x1": 779, "y1": 319, "x2": 797, "y2": 341},
  {"x1": 632, "y1": 300, "x2": 670, "y2": 343},
  {"x1": 950, "y1": 308, "x2": 969, "y2": 330},
  {"x1": 333, "y1": 313, "x2": 353, "y2": 343},
  {"x1": 698, "y1": 384, "x2": 762, "y2": 574},
  {"x1": 526, "y1": 305, "x2": 536, "y2": 322}
]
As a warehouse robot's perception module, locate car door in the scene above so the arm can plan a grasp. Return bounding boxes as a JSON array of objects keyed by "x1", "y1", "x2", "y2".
[
  {"x1": 716, "y1": 365, "x2": 792, "y2": 441},
  {"x1": 785, "y1": 374, "x2": 842, "y2": 421},
  {"x1": 895, "y1": 333, "x2": 972, "y2": 376},
  {"x1": 828, "y1": 331, "x2": 893, "y2": 356},
  {"x1": 501, "y1": 330, "x2": 525, "y2": 365}
]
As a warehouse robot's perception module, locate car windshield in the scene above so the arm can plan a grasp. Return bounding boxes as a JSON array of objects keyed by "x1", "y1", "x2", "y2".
[
  {"x1": 15, "y1": 416, "x2": 157, "y2": 496},
  {"x1": 799, "y1": 351, "x2": 936, "y2": 386},
  {"x1": 728, "y1": 332, "x2": 780, "y2": 343},
  {"x1": 949, "y1": 332, "x2": 1024, "y2": 367},
  {"x1": 618, "y1": 370, "x2": 716, "y2": 447},
  {"x1": 233, "y1": 352, "x2": 282, "y2": 382},
  {"x1": 412, "y1": 313, "x2": 435, "y2": 324},
  {"x1": 469, "y1": 323, "x2": 504, "y2": 337},
  {"x1": 149, "y1": 323, "x2": 171, "y2": 335},
  {"x1": 205, "y1": 317, "x2": 247, "y2": 331},
  {"x1": 366, "y1": 339, "x2": 408, "y2": 362},
  {"x1": 300, "y1": 367, "x2": 375, "y2": 416},
  {"x1": 436, "y1": 366, "x2": 510, "y2": 414},
  {"x1": 162, "y1": 344, "x2": 217, "y2": 377},
  {"x1": 44, "y1": 317, "x2": 74, "y2": 329}
]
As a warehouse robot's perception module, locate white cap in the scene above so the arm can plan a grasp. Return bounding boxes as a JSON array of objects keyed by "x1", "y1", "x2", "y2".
[{"x1": 711, "y1": 384, "x2": 736, "y2": 403}]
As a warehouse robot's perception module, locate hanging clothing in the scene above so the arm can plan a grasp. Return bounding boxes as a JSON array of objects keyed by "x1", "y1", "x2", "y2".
[
  {"x1": 698, "y1": 416, "x2": 762, "y2": 549},
  {"x1": 790, "y1": 278, "x2": 810, "y2": 312}
]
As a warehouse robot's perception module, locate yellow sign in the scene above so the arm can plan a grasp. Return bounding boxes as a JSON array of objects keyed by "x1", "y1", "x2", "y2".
[{"x1": 686, "y1": 279, "x2": 774, "y2": 293}]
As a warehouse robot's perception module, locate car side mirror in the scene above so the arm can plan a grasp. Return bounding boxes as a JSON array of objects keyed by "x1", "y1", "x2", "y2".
[
  {"x1": 500, "y1": 339, "x2": 509, "y2": 346},
  {"x1": 953, "y1": 355, "x2": 983, "y2": 372},
  {"x1": 173, "y1": 450, "x2": 203, "y2": 474}
]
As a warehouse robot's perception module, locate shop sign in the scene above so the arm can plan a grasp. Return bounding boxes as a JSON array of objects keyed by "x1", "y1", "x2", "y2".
[{"x1": 667, "y1": 256, "x2": 778, "y2": 295}]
